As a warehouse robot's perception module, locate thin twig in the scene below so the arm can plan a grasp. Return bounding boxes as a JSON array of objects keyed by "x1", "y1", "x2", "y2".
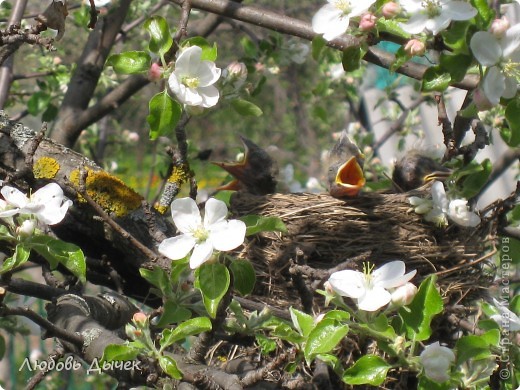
[
  {"x1": 434, "y1": 93, "x2": 456, "y2": 161},
  {"x1": 25, "y1": 346, "x2": 66, "y2": 390}
]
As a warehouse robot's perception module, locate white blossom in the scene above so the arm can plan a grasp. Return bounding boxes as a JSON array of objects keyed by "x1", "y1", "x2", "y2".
[
  {"x1": 491, "y1": 298, "x2": 520, "y2": 332},
  {"x1": 420, "y1": 342, "x2": 455, "y2": 382},
  {"x1": 312, "y1": 0, "x2": 376, "y2": 41},
  {"x1": 400, "y1": 0, "x2": 477, "y2": 35},
  {"x1": 0, "y1": 183, "x2": 72, "y2": 225},
  {"x1": 328, "y1": 260, "x2": 417, "y2": 311},
  {"x1": 448, "y1": 199, "x2": 481, "y2": 227},
  {"x1": 158, "y1": 197, "x2": 246, "y2": 269},
  {"x1": 168, "y1": 46, "x2": 221, "y2": 108}
]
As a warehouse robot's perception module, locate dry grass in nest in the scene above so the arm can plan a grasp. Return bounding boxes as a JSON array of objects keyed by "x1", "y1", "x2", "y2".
[{"x1": 230, "y1": 191, "x2": 496, "y2": 309}]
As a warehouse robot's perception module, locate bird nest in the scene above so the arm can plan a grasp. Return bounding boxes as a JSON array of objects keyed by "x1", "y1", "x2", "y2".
[{"x1": 230, "y1": 190, "x2": 497, "y2": 310}]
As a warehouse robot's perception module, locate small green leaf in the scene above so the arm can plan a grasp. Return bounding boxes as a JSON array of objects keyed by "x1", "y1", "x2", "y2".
[
  {"x1": 504, "y1": 99, "x2": 520, "y2": 147},
  {"x1": 106, "y1": 51, "x2": 151, "y2": 74},
  {"x1": 160, "y1": 317, "x2": 212, "y2": 349},
  {"x1": 255, "y1": 334, "x2": 277, "y2": 355},
  {"x1": 439, "y1": 53, "x2": 472, "y2": 82},
  {"x1": 147, "y1": 90, "x2": 182, "y2": 140},
  {"x1": 159, "y1": 355, "x2": 182, "y2": 379},
  {"x1": 144, "y1": 16, "x2": 172, "y2": 56},
  {"x1": 289, "y1": 307, "x2": 315, "y2": 338},
  {"x1": 341, "y1": 46, "x2": 361, "y2": 72},
  {"x1": 389, "y1": 46, "x2": 411, "y2": 73},
  {"x1": 0, "y1": 244, "x2": 30, "y2": 274},
  {"x1": 441, "y1": 21, "x2": 471, "y2": 53},
  {"x1": 196, "y1": 263, "x2": 230, "y2": 318},
  {"x1": 304, "y1": 319, "x2": 348, "y2": 362},
  {"x1": 342, "y1": 355, "x2": 391, "y2": 385},
  {"x1": 421, "y1": 67, "x2": 451, "y2": 92},
  {"x1": 376, "y1": 18, "x2": 410, "y2": 39},
  {"x1": 102, "y1": 343, "x2": 140, "y2": 362},
  {"x1": 455, "y1": 332, "x2": 496, "y2": 365},
  {"x1": 471, "y1": 0, "x2": 495, "y2": 28},
  {"x1": 240, "y1": 215, "x2": 287, "y2": 236},
  {"x1": 182, "y1": 37, "x2": 217, "y2": 61},
  {"x1": 231, "y1": 99, "x2": 263, "y2": 117},
  {"x1": 311, "y1": 35, "x2": 327, "y2": 61},
  {"x1": 229, "y1": 259, "x2": 256, "y2": 296},
  {"x1": 461, "y1": 159, "x2": 492, "y2": 199},
  {"x1": 140, "y1": 266, "x2": 171, "y2": 296},
  {"x1": 156, "y1": 300, "x2": 192, "y2": 327},
  {"x1": 399, "y1": 275, "x2": 443, "y2": 341},
  {"x1": 27, "y1": 91, "x2": 51, "y2": 116}
]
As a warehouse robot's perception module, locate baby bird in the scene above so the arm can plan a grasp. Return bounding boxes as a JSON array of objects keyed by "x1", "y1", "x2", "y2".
[
  {"x1": 327, "y1": 130, "x2": 366, "y2": 198},
  {"x1": 212, "y1": 136, "x2": 278, "y2": 195},
  {"x1": 392, "y1": 152, "x2": 451, "y2": 192}
]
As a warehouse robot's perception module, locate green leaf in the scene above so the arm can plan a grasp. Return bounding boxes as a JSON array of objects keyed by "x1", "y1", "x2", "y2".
[
  {"x1": 102, "y1": 343, "x2": 140, "y2": 362},
  {"x1": 255, "y1": 334, "x2": 277, "y2": 355},
  {"x1": 159, "y1": 355, "x2": 182, "y2": 379},
  {"x1": 504, "y1": 99, "x2": 520, "y2": 147},
  {"x1": 106, "y1": 51, "x2": 151, "y2": 74},
  {"x1": 439, "y1": 53, "x2": 472, "y2": 82},
  {"x1": 231, "y1": 99, "x2": 263, "y2": 117},
  {"x1": 147, "y1": 90, "x2": 182, "y2": 140},
  {"x1": 182, "y1": 37, "x2": 217, "y2": 61},
  {"x1": 196, "y1": 263, "x2": 230, "y2": 318},
  {"x1": 240, "y1": 215, "x2": 287, "y2": 236},
  {"x1": 471, "y1": 0, "x2": 495, "y2": 28},
  {"x1": 0, "y1": 225, "x2": 13, "y2": 241},
  {"x1": 376, "y1": 18, "x2": 410, "y2": 39},
  {"x1": 342, "y1": 355, "x2": 391, "y2": 385},
  {"x1": 0, "y1": 244, "x2": 30, "y2": 274},
  {"x1": 27, "y1": 91, "x2": 51, "y2": 116},
  {"x1": 42, "y1": 103, "x2": 58, "y2": 122},
  {"x1": 160, "y1": 317, "x2": 212, "y2": 350},
  {"x1": 304, "y1": 319, "x2": 348, "y2": 362},
  {"x1": 229, "y1": 259, "x2": 256, "y2": 296},
  {"x1": 156, "y1": 300, "x2": 192, "y2": 327},
  {"x1": 455, "y1": 333, "x2": 496, "y2": 365},
  {"x1": 399, "y1": 275, "x2": 443, "y2": 341},
  {"x1": 311, "y1": 35, "x2": 327, "y2": 61},
  {"x1": 289, "y1": 307, "x2": 315, "y2": 338},
  {"x1": 421, "y1": 67, "x2": 451, "y2": 92},
  {"x1": 460, "y1": 158, "x2": 492, "y2": 199},
  {"x1": 390, "y1": 46, "x2": 411, "y2": 73},
  {"x1": 140, "y1": 266, "x2": 171, "y2": 296},
  {"x1": 144, "y1": 16, "x2": 172, "y2": 56},
  {"x1": 441, "y1": 21, "x2": 471, "y2": 53},
  {"x1": 341, "y1": 46, "x2": 361, "y2": 72}
]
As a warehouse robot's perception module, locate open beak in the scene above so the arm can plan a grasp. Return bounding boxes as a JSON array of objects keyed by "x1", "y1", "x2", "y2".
[
  {"x1": 423, "y1": 170, "x2": 452, "y2": 184},
  {"x1": 330, "y1": 156, "x2": 366, "y2": 197}
]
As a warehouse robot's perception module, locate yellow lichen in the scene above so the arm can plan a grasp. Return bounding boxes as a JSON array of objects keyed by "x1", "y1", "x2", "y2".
[
  {"x1": 70, "y1": 168, "x2": 143, "y2": 217},
  {"x1": 33, "y1": 157, "x2": 60, "y2": 179},
  {"x1": 167, "y1": 164, "x2": 190, "y2": 184}
]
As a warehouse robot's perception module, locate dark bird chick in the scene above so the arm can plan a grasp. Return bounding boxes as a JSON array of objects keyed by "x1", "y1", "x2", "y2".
[
  {"x1": 212, "y1": 136, "x2": 278, "y2": 195},
  {"x1": 327, "y1": 130, "x2": 366, "y2": 198},
  {"x1": 392, "y1": 152, "x2": 451, "y2": 192}
]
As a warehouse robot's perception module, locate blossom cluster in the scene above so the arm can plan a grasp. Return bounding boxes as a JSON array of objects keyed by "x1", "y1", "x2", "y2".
[{"x1": 408, "y1": 181, "x2": 480, "y2": 227}]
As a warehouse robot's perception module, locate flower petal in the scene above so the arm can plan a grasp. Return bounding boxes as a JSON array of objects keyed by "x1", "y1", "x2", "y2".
[
  {"x1": 431, "y1": 181, "x2": 448, "y2": 211},
  {"x1": 312, "y1": 4, "x2": 350, "y2": 41},
  {"x1": 328, "y1": 270, "x2": 366, "y2": 299},
  {"x1": 350, "y1": 0, "x2": 376, "y2": 17},
  {"x1": 175, "y1": 46, "x2": 203, "y2": 74},
  {"x1": 426, "y1": 14, "x2": 452, "y2": 35},
  {"x1": 1, "y1": 186, "x2": 29, "y2": 208},
  {"x1": 36, "y1": 199, "x2": 73, "y2": 225},
  {"x1": 442, "y1": 1, "x2": 477, "y2": 21},
  {"x1": 501, "y1": 22, "x2": 520, "y2": 58},
  {"x1": 189, "y1": 240, "x2": 214, "y2": 269},
  {"x1": 158, "y1": 234, "x2": 196, "y2": 260},
  {"x1": 171, "y1": 197, "x2": 201, "y2": 233},
  {"x1": 210, "y1": 219, "x2": 246, "y2": 251},
  {"x1": 357, "y1": 286, "x2": 391, "y2": 311},
  {"x1": 400, "y1": 13, "x2": 429, "y2": 34},
  {"x1": 197, "y1": 61, "x2": 221, "y2": 87},
  {"x1": 470, "y1": 31, "x2": 501, "y2": 66},
  {"x1": 399, "y1": 0, "x2": 423, "y2": 13},
  {"x1": 197, "y1": 85, "x2": 220, "y2": 108},
  {"x1": 374, "y1": 260, "x2": 416, "y2": 289},
  {"x1": 204, "y1": 198, "x2": 228, "y2": 227},
  {"x1": 503, "y1": 76, "x2": 518, "y2": 99},
  {"x1": 482, "y1": 67, "x2": 505, "y2": 105}
]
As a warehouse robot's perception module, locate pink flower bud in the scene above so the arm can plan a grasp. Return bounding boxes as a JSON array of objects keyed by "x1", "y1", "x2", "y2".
[
  {"x1": 489, "y1": 17, "x2": 509, "y2": 38},
  {"x1": 53, "y1": 57, "x2": 62, "y2": 65},
  {"x1": 225, "y1": 61, "x2": 247, "y2": 88},
  {"x1": 132, "y1": 312, "x2": 148, "y2": 325},
  {"x1": 382, "y1": 2, "x2": 401, "y2": 19},
  {"x1": 391, "y1": 282, "x2": 418, "y2": 306},
  {"x1": 404, "y1": 39, "x2": 426, "y2": 57},
  {"x1": 473, "y1": 88, "x2": 494, "y2": 111},
  {"x1": 148, "y1": 63, "x2": 162, "y2": 82},
  {"x1": 359, "y1": 13, "x2": 377, "y2": 31}
]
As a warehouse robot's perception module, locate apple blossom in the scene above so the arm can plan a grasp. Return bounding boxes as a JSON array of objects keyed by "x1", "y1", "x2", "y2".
[
  {"x1": 382, "y1": 2, "x2": 401, "y2": 19},
  {"x1": 448, "y1": 199, "x2": 481, "y2": 227},
  {"x1": 390, "y1": 282, "x2": 418, "y2": 306},
  {"x1": 420, "y1": 342, "x2": 455, "y2": 382},
  {"x1": 470, "y1": 23, "x2": 520, "y2": 105},
  {"x1": 158, "y1": 197, "x2": 246, "y2": 269},
  {"x1": 404, "y1": 39, "x2": 426, "y2": 56},
  {"x1": 168, "y1": 46, "x2": 221, "y2": 108},
  {"x1": 489, "y1": 17, "x2": 510, "y2": 38},
  {"x1": 328, "y1": 260, "x2": 417, "y2": 311},
  {"x1": 0, "y1": 183, "x2": 72, "y2": 225},
  {"x1": 399, "y1": 0, "x2": 477, "y2": 36},
  {"x1": 359, "y1": 13, "x2": 377, "y2": 31},
  {"x1": 491, "y1": 298, "x2": 520, "y2": 331},
  {"x1": 312, "y1": 0, "x2": 376, "y2": 41}
]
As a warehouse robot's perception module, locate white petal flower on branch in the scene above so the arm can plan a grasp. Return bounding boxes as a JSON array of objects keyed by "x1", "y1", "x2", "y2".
[
  {"x1": 312, "y1": 0, "x2": 376, "y2": 41},
  {"x1": 470, "y1": 23, "x2": 520, "y2": 105},
  {"x1": 448, "y1": 199, "x2": 481, "y2": 227},
  {"x1": 168, "y1": 46, "x2": 221, "y2": 108},
  {"x1": 0, "y1": 183, "x2": 72, "y2": 225},
  {"x1": 328, "y1": 260, "x2": 417, "y2": 311},
  {"x1": 158, "y1": 197, "x2": 246, "y2": 269},
  {"x1": 491, "y1": 298, "x2": 520, "y2": 332},
  {"x1": 400, "y1": 0, "x2": 477, "y2": 35},
  {"x1": 420, "y1": 342, "x2": 456, "y2": 382}
]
